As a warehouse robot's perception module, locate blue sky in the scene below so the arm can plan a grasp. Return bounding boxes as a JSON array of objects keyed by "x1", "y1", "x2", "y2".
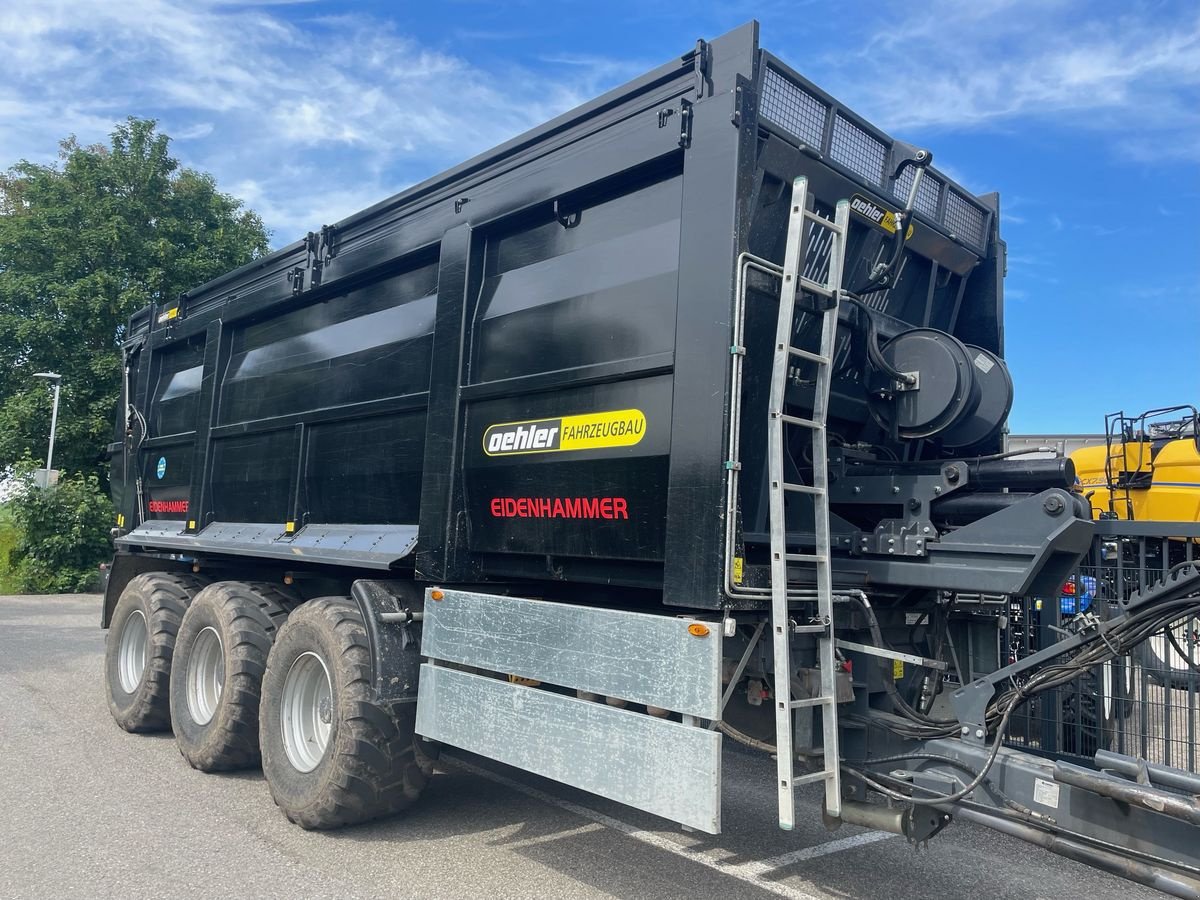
[{"x1": 1, "y1": 0, "x2": 1196, "y2": 432}]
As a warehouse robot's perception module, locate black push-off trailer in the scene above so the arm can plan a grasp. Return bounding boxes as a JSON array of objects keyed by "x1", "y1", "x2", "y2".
[{"x1": 101, "y1": 22, "x2": 1200, "y2": 895}]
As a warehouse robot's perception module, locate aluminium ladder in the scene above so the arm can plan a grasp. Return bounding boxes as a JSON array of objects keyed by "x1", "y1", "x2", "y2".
[{"x1": 767, "y1": 178, "x2": 850, "y2": 828}]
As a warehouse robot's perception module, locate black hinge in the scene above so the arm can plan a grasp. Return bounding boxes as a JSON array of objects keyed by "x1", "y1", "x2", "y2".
[
  {"x1": 301, "y1": 225, "x2": 338, "y2": 290},
  {"x1": 679, "y1": 99, "x2": 694, "y2": 149},
  {"x1": 287, "y1": 265, "x2": 305, "y2": 296},
  {"x1": 304, "y1": 231, "x2": 322, "y2": 289},
  {"x1": 319, "y1": 224, "x2": 338, "y2": 262},
  {"x1": 692, "y1": 38, "x2": 710, "y2": 98}
]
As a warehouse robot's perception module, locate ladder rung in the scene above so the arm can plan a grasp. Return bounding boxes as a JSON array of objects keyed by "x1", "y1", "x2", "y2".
[
  {"x1": 778, "y1": 414, "x2": 824, "y2": 430},
  {"x1": 801, "y1": 210, "x2": 846, "y2": 236},
  {"x1": 790, "y1": 770, "x2": 833, "y2": 786},
  {"x1": 784, "y1": 552, "x2": 828, "y2": 563},
  {"x1": 782, "y1": 482, "x2": 824, "y2": 495},
  {"x1": 790, "y1": 696, "x2": 833, "y2": 710},
  {"x1": 787, "y1": 346, "x2": 830, "y2": 365},
  {"x1": 792, "y1": 622, "x2": 830, "y2": 635},
  {"x1": 800, "y1": 279, "x2": 834, "y2": 297}
]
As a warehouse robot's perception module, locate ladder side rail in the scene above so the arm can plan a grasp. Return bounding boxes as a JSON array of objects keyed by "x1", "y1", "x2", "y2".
[
  {"x1": 768, "y1": 179, "x2": 813, "y2": 830},
  {"x1": 812, "y1": 199, "x2": 850, "y2": 818}
]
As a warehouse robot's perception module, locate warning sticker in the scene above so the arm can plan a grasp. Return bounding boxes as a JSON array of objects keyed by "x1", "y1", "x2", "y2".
[{"x1": 1033, "y1": 778, "x2": 1061, "y2": 809}]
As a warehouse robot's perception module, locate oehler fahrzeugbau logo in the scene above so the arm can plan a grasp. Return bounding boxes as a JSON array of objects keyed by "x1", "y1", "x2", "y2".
[
  {"x1": 850, "y1": 193, "x2": 914, "y2": 239},
  {"x1": 483, "y1": 409, "x2": 646, "y2": 457}
]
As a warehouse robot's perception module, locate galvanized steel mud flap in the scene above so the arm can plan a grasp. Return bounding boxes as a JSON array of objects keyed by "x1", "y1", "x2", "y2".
[{"x1": 415, "y1": 589, "x2": 723, "y2": 833}]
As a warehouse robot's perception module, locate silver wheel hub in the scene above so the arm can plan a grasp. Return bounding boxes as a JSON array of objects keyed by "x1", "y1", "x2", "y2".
[
  {"x1": 281, "y1": 651, "x2": 334, "y2": 773},
  {"x1": 1102, "y1": 660, "x2": 1114, "y2": 720},
  {"x1": 186, "y1": 626, "x2": 225, "y2": 726},
  {"x1": 117, "y1": 609, "x2": 148, "y2": 693}
]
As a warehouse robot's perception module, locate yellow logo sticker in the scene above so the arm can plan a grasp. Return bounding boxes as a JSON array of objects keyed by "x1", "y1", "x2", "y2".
[
  {"x1": 850, "y1": 194, "x2": 915, "y2": 239},
  {"x1": 483, "y1": 409, "x2": 646, "y2": 457}
]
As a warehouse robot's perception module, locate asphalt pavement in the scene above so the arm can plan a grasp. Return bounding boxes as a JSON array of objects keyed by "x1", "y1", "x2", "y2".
[{"x1": 0, "y1": 594, "x2": 1163, "y2": 899}]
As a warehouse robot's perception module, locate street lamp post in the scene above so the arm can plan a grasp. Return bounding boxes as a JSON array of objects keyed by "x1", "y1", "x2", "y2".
[{"x1": 33, "y1": 372, "x2": 62, "y2": 480}]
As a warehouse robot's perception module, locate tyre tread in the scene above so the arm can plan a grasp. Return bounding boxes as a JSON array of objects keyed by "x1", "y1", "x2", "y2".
[
  {"x1": 106, "y1": 572, "x2": 207, "y2": 733},
  {"x1": 263, "y1": 596, "x2": 432, "y2": 829},
  {"x1": 171, "y1": 581, "x2": 293, "y2": 771}
]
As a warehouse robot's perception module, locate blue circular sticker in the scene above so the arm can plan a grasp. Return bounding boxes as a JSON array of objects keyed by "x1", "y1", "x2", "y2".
[{"x1": 156, "y1": 456, "x2": 167, "y2": 479}]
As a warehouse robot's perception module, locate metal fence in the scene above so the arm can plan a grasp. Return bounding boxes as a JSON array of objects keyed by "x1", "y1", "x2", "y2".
[{"x1": 1004, "y1": 521, "x2": 1200, "y2": 770}]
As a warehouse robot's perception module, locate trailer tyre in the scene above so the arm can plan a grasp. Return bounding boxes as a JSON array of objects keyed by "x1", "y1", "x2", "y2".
[
  {"x1": 170, "y1": 582, "x2": 292, "y2": 771},
  {"x1": 105, "y1": 572, "x2": 206, "y2": 733},
  {"x1": 260, "y1": 596, "x2": 434, "y2": 829}
]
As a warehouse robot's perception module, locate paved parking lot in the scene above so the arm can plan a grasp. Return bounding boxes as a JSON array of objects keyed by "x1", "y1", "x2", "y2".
[{"x1": 0, "y1": 594, "x2": 1157, "y2": 899}]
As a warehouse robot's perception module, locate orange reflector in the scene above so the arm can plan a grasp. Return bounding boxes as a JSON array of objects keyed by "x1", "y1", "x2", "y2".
[
  {"x1": 688, "y1": 623, "x2": 710, "y2": 638},
  {"x1": 431, "y1": 589, "x2": 445, "y2": 601}
]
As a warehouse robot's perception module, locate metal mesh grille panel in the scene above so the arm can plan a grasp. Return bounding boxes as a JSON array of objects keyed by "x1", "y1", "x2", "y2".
[
  {"x1": 830, "y1": 114, "x2": 886, "y2": 186},
  {"x1": 893, "y1": 168, "x2": 943, "y2": 219},
  {"x1": 760, "y1": 66, "x2": 827, "y2": 148},
  {"x1": 756, "y1": 62, "x2": 993, "y2": 254},
  {"x1": 944, "y1": 191, "x2": 987, "y2": 247}
]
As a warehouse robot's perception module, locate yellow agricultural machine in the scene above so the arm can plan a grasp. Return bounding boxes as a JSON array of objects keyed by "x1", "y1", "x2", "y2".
[
  {"x1": 1071, "y1": 405, "x2": 1200, "y2": 688},
  {"x1": 1072, "y1": 405, "x2": 1200, "y2": 523}
]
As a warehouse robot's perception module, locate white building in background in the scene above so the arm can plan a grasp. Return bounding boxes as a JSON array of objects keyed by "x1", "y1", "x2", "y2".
[{"x1": 1005, "y1": 433, "x2": 1106, "y2": 459}]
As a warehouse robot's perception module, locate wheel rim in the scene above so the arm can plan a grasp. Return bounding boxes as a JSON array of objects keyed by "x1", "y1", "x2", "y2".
[
  {"x1": 186, "y1": 626, "x2": 225, "y2": 726},
  {"x1": 1150, "y1": 618, "x2": 1200, "y2": 674},
  {"x1": 117, "y1": 609, "x2": 148, "y2": 693},
  {"x1": 1102, "y1": 660, "x2": 1114, "y2": 720},
  {"x1": 281, "y1": 651, "x2": 333, "y2": 773}
]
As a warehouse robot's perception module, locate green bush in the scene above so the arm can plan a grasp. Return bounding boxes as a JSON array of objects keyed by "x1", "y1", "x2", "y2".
[
  {"x1": 0, "y1": 505, "x2": 19, "y2": 593},
  {"x1": 8, "y1": 471, "x2": 113, "y2": 593}
]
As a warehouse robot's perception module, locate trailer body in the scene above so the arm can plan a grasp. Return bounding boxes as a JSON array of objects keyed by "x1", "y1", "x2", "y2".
[
  {"x1": 107, "y1": 23, "x2": 1070, "y2": 615},
  {"x1": 99, "y1": 23, "x2": 1200, "y2": 895}
]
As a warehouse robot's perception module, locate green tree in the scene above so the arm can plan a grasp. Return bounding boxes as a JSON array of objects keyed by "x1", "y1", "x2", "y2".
[{"x1": 0, "y1": 117, "x2": 270, "y2": 479}]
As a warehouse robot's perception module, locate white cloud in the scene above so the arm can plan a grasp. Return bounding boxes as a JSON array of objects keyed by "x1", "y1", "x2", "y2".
[
  {"x1": 811, "y1": 1, "x2": 1200, "y2": 160},
  {"x1": 0, "y1": 0, "x2": 633, "y2": 242},
  {"x1": 172, "y1": 122, "x2": 214, "y2": 140}
]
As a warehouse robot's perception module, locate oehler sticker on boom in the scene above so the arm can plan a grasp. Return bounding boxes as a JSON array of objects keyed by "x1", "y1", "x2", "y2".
[
  {"x1": 850, "y1": 193, "x2": 914, "y2": 239},
  {"x1": 483, "y1": 409, "x2": 646, "y2": 457}
]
